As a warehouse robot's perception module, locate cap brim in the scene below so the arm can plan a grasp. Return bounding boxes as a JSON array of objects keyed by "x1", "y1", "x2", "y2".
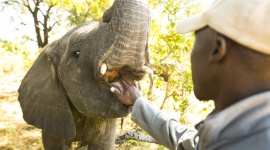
[{"x1": 176, "y1": 14, "x2": 207, "y2": 34}]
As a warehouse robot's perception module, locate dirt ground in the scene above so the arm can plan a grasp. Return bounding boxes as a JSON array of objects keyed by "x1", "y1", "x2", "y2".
[
  {"x1": 0, "y1": 73, "x2": 43, "y2": 150},
  {"x1": 0, "y1": 72, "x2": 163, "y2": 150}
]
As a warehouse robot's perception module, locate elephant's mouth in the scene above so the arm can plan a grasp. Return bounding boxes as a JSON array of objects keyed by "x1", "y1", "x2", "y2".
[
  {"x1": 100, "y1": 66, "x2": 148, "y2": 84},
  {"x1": 102, "y1": 67, "x2": 141, "y2": 91},
  {"x1": 102, "y1": 70, "x2": 120, "y2": 83}
]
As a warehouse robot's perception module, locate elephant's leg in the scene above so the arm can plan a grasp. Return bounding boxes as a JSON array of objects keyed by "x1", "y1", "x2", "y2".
[
  {"x1": 42, "y1": 130, "x2": 72, "y2": 150},
  {"x1": 86, "y1": 134, "x2": 116, "y2": 150},
  {"x1": 77, "y1": 118, "x2": 117, "y2": 150}
]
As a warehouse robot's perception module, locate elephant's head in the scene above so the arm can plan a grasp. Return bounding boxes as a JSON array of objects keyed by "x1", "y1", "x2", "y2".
[{"x1": 18, "y1": 0, "x2": 151, "y2": 139}]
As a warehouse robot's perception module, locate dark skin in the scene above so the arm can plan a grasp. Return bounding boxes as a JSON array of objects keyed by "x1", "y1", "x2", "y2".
[
  {"x1": 110, "y1": 78, "x2": 141, "y2": 106},
  {"x1": 111, "y1": 26, "x2": 270, "y2": 112}
]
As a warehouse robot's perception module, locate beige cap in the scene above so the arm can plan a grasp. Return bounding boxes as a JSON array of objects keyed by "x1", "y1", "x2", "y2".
[{"x1": 176, "y1": 0, "x2": 270, "y2": 55}]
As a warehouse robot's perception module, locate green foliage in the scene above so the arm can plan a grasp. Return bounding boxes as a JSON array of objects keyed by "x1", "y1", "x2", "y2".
[
  {"x1": 158, "y1": 145, "x2": 167, "y2": 150},
  {"x1": 0, "y1": 39, "x2": 37, "y2": 71},
  {"x1": 66, "y1": 1, "x2": 92, "y2": 25},
  {"x1": 147, "y1": 0, "x2": 204, "y2": 119},
  {"x1": 56, "y1": 0, "x2": 113, "y2": 26},
  {"x1": 88, "y1": 0, "x2": 113, "y2": 20},
  {"x1": 145, "y1": 0, "x2": 215, "y2": 124},
  {"x1": 1, "y1": 39, "x2": 22, "y2": 54}
]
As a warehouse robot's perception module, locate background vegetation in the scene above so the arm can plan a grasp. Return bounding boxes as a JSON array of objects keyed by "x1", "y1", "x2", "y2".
[{"x1": 0, "y1": 0, "x2": 214, "y2": 149}]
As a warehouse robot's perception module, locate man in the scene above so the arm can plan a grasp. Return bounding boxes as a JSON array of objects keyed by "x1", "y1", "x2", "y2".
[{"x1": 110, "y1": 0, "x2": 270, "y2": 149}]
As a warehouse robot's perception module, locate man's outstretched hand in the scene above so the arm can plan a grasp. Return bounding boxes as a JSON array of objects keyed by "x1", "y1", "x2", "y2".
[{"x1": 110, "y1": 79, "x2": 142, "y2": 106}]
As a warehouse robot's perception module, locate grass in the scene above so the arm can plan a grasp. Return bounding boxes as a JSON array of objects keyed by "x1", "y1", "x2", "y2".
[{"x1": 0, "y1": 79, "x2": 43, "y2": 150}]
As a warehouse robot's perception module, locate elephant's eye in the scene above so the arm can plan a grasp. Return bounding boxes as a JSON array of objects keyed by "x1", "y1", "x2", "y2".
[{"x1": 74, "y1": 51, "x2": 80, "y2": 58}]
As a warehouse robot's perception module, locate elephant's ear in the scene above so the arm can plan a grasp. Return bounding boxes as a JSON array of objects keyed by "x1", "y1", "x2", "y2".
[{"x1": 18, "y1": 41, "x2": 76, "y2": 139}]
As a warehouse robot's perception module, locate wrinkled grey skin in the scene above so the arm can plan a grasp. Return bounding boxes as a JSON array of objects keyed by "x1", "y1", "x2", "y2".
[{"x1": 18, "y1": 0, "x2": 151, "y2": 149}]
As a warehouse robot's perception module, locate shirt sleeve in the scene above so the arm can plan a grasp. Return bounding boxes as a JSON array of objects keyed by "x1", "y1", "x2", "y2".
[{"x1": 131, "y1": 97, "x2": 197, "y2": 150}]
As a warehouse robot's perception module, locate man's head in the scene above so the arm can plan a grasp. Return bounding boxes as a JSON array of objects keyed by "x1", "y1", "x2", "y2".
[
  {"x1": 176, "y1": 0, "x2": 270, "y2": 110},
  {"x1": 177, "y1": 0, "x2": 270, "y2": 55}
]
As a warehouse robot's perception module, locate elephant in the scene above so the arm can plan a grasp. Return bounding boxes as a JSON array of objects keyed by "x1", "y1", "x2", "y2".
[{"x1": 17, "y1": 0, "x2": 151, "y2": 149}]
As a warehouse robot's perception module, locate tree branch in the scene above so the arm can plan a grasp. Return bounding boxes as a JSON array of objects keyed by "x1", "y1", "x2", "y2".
[
  {"x1": 39, "y1": 8, "x2": 46, "y2": 17},
  {"x1": 34, "y1": 23, "x2": 41, "y2": 30},
  {"x1": 32, "y1": 0, "x2": 43, "y2": 48},
  {"x1": 147, "y1": 73, "x2": 154, "y2": 99},
  {"x1": 160, "y1": 64, "x2": 176, "y2": 110},
  {"x1": 160, "y1": 37, "x2": 173, "y2": 63},
  {"x1": 38, "y1": 20, "x2": 44, "y2": 26},
  {"x1": 23, "y1": 0, "x2": 33, "y2": 14},
  {"x1": 48, "y1": 21, "x2": 57, "y2": 31},
  {"x1": 116, "y1": 130, "x2": 159, "y2": 145}
]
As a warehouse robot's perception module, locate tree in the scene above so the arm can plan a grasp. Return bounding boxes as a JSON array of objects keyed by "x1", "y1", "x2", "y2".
[
  {"x1": 2, "y1": 0, "x2": 112, "y2": 48},
  {"x1": 66, "y1": 0, "x2": 112, "y2": 26},
  {"x1": 22, "y1": 0, "x2": 59, "y2": 48},
  {"x1": 2, "y1": 0, "x2": 62, "y2": 48}
]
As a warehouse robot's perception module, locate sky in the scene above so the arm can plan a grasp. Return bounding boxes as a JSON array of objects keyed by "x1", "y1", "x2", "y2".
[
  {"x1": 0, "y1": 3, "x2": 34, "y2": 40},
  {"x1": 0, "y1": 1, "x2": 37, "y2": 52}
]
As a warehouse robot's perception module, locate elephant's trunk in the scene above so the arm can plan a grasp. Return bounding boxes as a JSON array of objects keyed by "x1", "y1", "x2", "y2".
[{"x1": 95, "y1": 0, "x2": 151, "y2": 81}]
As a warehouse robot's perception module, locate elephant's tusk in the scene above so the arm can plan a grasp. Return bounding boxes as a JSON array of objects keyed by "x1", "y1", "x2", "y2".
[
  {"x1": 100, "y1": 63, "x2": 107, "y2": 75},
  {"x1": 142, "y1": 65, "x2": 153, "y2": 75}
]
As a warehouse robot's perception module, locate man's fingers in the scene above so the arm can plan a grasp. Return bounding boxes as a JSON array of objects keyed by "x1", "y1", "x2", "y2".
[
  {"x1": 110, "y1": 87, "x2": 122, "y2": 97},
  {"x1": 120, "y1": 78, "x2": 132, "y2": 89},
  {"x1": 133, "y1": 81, "x2": 138, "y2": 87}
]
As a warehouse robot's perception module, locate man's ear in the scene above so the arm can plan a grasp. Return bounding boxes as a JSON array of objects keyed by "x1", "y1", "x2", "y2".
[{"x1": 210, "y1": 36, "x2": 227, "y2": 62}]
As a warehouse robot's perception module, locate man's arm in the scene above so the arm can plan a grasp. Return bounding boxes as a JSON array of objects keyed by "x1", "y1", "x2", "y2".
[
  {"x1": 131, "y1": 97, "x2": 197, "y2": 150},
  {"x1": 110, "y1": 79, "x2": 197, "y2": 150}
]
